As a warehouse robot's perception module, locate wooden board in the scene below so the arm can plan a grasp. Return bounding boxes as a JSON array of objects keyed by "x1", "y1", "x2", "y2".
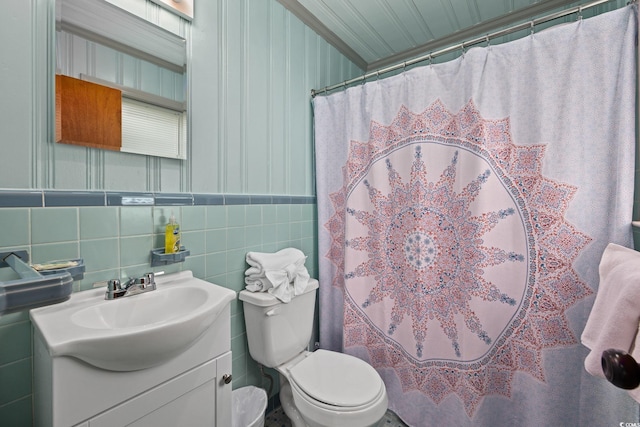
[{"x1": 55, "y1": 75, "x2": 122, "y2": 151}]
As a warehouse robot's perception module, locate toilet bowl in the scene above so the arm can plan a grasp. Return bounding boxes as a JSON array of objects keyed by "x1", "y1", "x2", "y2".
[
  {"x1": 239, "y1": 280, "x2": 388, "y2": 427},
  {"x1": 278, "y1": 350, "x2": 387, "y2": 427}
]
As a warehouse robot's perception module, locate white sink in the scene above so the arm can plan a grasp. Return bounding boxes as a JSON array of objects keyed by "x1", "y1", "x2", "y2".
[{"x1": 30, "y1": 270, "x2": 236, "y2": 371}]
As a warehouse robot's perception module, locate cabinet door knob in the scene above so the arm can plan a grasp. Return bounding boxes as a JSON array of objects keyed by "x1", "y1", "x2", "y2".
[{"x1": 222, "y1": 374, "x2": 232, "y2": 384}]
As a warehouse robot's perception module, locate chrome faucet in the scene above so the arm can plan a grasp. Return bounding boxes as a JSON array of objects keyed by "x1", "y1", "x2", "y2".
[{"x1": 105, "y1": 272, "x2": 157, "y2": 300}]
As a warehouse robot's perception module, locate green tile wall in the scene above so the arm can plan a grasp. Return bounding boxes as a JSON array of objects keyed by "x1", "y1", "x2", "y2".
[{"x1": 0, "y1": 203, "x2": 317, "y2": 426}]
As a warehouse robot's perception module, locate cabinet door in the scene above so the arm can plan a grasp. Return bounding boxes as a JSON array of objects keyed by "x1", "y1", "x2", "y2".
[
  {"x1": 89, "y1": 358, "x2": 218, "y2": 427},
  {"x1": 216, "y1": 351, "x2": 233, "y2": 427}
]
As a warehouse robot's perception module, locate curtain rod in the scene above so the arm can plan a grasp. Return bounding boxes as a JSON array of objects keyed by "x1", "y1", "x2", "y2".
[{"x1": 311, "y1": 0, "x2": 624, "y2": 97}]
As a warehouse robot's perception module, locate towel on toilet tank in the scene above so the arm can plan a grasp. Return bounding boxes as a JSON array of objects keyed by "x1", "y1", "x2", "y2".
[
  {"x1": 581, "y1": 243, "x2": 640, "y2": 402},
  {"x1": 244, "y1": 248, "x2": 310, "y2": 302}
]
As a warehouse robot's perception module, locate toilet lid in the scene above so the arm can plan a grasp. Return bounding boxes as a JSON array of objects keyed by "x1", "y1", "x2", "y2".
[{"x1": 288, "y1": 350, "x2": 383, "y2": 408}]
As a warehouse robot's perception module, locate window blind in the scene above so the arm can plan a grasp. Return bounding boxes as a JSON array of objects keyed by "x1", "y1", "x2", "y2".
[{"x1": 121, "y1": 98, "x2": 186, "y2": 159}]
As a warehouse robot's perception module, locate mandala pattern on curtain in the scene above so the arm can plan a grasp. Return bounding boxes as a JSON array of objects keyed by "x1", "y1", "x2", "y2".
[{"x1": 325, "y1": 100, "x2": 593, "y2": 416}]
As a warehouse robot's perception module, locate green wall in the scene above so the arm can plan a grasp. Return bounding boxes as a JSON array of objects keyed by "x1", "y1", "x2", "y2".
[
  {"x1": 0, "y1": 202, "x2": 318, "y2": 425},
  {"x1": 0, "y1": 0, "x2": 361, "y2": 425}
]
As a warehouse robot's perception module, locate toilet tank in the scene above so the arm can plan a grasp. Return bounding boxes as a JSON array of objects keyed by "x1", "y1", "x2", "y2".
[{"x1": 239, "y1": 279, "x2": 319, "y2": 367}]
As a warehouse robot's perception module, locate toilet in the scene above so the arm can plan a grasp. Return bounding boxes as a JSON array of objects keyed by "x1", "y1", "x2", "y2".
[{"x1": 239, "y1": 279, "x2": 388, "y2": 427}]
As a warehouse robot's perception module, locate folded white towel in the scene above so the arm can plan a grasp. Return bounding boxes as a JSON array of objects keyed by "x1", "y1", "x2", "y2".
[
  {"x1": 245, "y1": 248, "x2": 306, "y2": 275},
  {"x1": 244, "y1": 248, "x2": 310, "y2": 302},
  {"x1": 581, "y1": 243, "x2": 640, "y2": 401}
]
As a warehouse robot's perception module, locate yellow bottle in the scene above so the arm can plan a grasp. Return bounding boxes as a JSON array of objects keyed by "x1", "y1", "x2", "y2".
[{"x1": 164, "y1": 212, "x2": 181, "y2": 254}]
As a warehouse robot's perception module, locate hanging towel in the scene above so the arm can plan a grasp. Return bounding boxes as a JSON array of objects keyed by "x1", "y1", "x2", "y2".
[
  {"x1": 244, "y1": 248, "x2": 310, "y2": 302},
  {"x1": 582, "y1": 243, "x2": 640, "y2": 402}
]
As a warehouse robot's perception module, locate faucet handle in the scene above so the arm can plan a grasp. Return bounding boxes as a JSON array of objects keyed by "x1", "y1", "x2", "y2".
[
  {"x1": 105, "y1": 279, "x2": 126, "y2": 300},
  {"x1": 108, "y1": 279, "x2": 122, "y2": 291},
  {"x1": 131, "y1": 273, "x2": 154, "y2": 286},
  {"x1": 142, "y1": 272, "x2": 156, "y2": 290},
  {"x1": 139, "y1": 272, "x2": 154, "y2": 285}
]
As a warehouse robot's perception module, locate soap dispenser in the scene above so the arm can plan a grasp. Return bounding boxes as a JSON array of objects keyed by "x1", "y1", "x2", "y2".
[{"x1": 164, "y1": 212, "x2": 181, "y2": 254}]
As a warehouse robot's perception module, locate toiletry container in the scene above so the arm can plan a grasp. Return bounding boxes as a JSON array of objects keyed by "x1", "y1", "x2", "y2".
[{"x1": 165, "y1": 212, "x2": 181, "y2": 254}]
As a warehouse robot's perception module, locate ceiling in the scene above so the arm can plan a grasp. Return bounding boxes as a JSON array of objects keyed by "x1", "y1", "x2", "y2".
[{"x1": 277, "y1": 0, "x2": 586, "y2": 71}]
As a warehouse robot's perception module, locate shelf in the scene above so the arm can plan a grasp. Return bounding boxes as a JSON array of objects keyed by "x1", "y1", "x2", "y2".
[
  {"x1": 35, "y1": 258, "x2": 85, "y2": 281},
  {"x1": 151, "y1": 247, "x2": 190, "y2": 267},
  {"x1": 0, "y1": 252, "x2": 85, "y2": 315}
]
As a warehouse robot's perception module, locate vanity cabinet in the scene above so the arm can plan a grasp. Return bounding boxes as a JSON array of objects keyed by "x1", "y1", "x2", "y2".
[
  {"x1": 33, "y1": 301, "x2": 233, "y2": 427},
  {"x1": 85, "y1": 352, "x2": 231, "y2": 427}
]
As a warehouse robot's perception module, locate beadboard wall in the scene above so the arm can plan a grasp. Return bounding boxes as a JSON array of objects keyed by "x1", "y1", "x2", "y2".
[
  {"x1": 3, "y1": 0, "x2": 360, "y2": 194},
  {"x1": 0, "y1": 0, "x2": 361, "y2": 425}
]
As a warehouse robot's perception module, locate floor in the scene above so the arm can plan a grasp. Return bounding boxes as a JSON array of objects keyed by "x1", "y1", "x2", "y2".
[{"x1": 264, "y1": 406, "x2": 408, "y2": 427}]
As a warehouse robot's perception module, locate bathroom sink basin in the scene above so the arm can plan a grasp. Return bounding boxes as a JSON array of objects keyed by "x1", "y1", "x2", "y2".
[
  {"x1": 30, "y1": 271, "x2": 236, "y2": 371},
  {"x1": 70, "y1": 286, "x2": 208, "y2": 330}
]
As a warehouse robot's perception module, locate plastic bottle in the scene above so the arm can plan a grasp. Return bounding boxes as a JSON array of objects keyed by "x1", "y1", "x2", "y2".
[{"x1": 164, "y1": 212, "x2": 181, "y2": 254}]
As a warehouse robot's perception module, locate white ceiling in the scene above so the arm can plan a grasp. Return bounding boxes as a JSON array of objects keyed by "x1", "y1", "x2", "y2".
[{"x1": 277, "y1": 0, "x2": 588, "y2": 71}]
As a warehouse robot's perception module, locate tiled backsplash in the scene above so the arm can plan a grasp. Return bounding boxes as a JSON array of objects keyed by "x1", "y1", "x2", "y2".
[{"x1": 0, "y1": 194, "x2": 318, "y2": 426}]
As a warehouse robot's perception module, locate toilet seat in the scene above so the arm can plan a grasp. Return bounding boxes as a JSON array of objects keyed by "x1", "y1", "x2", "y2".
[{"x1": 287, "y1": 350, "x2": 384, "y2": 409}]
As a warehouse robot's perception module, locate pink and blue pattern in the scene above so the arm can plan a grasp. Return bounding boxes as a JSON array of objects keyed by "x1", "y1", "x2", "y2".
[
  {"x1": 326, "y1": 100, "x2": 593, "y2": 416},
  {"x1": 314, "y1": 7, "x2": 637, "y2": 425}
]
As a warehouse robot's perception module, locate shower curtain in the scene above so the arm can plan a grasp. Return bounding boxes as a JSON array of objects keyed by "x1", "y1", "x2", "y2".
[{"x1": 314, "y1": 5, "x2": 638, "y2": 427}]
